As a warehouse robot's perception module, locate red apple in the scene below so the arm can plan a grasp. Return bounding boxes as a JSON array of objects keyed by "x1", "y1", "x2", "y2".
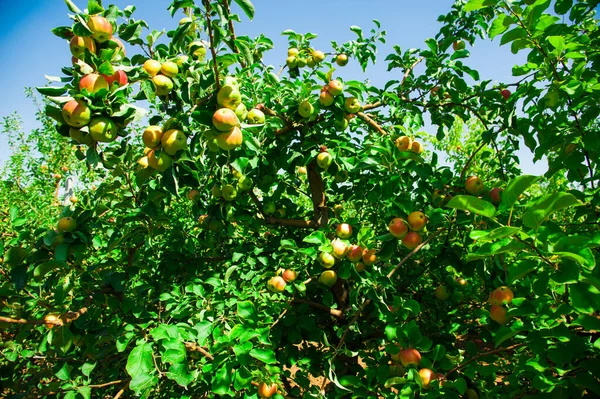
[
  {"x1": 213, "y1": 108, "x2": 240, "y2": 132},
  {"x1": 435, "y1": 286, "x2": 450, "y2": 301},
  {"x1": 489, "y1": 286, "x2": 514, "y2": 306},
  {"x1": 500, "y1": 89, "x2": 511, "y2": 100},
  {"x1": 452, "y1": 40, "x2": 466, "y2": 51},
  {"x1": 79, "y1": 73, "x2": 108, "y2": 93},
  {"x1": 362, "y1": 248, "x2": 377, "y2": 266},
  {"x1": 394, "y1": 348, "x2": 421, "y2": 368},
  {"x1": 216, "y1": 126, "x2": 243, "y2": 151},
  {"x1": 331, "y1": 239, "x2": 349, "y2": 259},
  {"x1": 465, "y1": 176, "x2": 485, "y2": 196},
  {"x1": 69, "y1": 36, "x2": 96, "y2": 58},
  {"x1": 267, "y1": 276, "x2": 286, "y2": 293},
  {"x1": 87, "y1": 15, "x2": 113, "y2": 43},
  {"x1": 104, "y1": 70, "x2": 128, "y2": 87},
  {"x1": 402, "y1": 231, "x2": 423, "y2": 250},
  {"x1": 319, "y1": 270, "x2": 338, "y2": 287},
  {"x1": 336, "y1": 223, "x2": 352, "y2": 239},
  {"x1": 489, "y1": 305, "x2": 509, "y2": 325},
  {"x1": 319, "y1": 89, "x2": 334, "y2": 107},
  {"x1": 347, "y1": 244, "x2": 363, "y2": 263},
  {"x1": 388, "y1": 218, "x2": 409, "y2": 239},
  {"x1": 282, "y1": 269, "x2": 297, "y2": 282},
  {"x1": 327, "y1": 80, "x2": 344, "y2": 96},
  {"x1": 419, "y1": 368, "x2": 437, "y2": 388},
  {"x1": 489, "y1": 187, "x2": 503, "y2": 205},
  {"x1": 62, "y1": 100, "x2": 92, "y2": 128}
]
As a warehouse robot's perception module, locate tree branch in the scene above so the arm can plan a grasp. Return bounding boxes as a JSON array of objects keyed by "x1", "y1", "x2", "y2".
[
  {"x1": 386, "y1": 228, "x2": 446, "y2": 280},
  {"x1": 293, "y1": 298, "x2": 344, "y2": 319},
  {"x1": 248, "y1": 191, "x2": 317, "y2": 229},
  {"x1": 0, "y1": 308, "x2": 88, "y2": 327},
  {"x1": 356, "y1": 111, "x2": 387, "y2": 135},
  {"x1": 184, "y1": 342, "x2": 215, "y2": 361},
  {"x1": 307, "y1": 160, "x2": 328, "y2": 227},
  {"x1": 222, "y1": 0, "x2": 247, "y2": 68},
  {"x1": 459, "y1": 141, "x2": 487, "y2": 181},
  {"x1": 445, "y1": 343, "x2": 526, "y2": 377},
  {"x1": 203, "y1": 0, "x2": 221, "y2": 91}
]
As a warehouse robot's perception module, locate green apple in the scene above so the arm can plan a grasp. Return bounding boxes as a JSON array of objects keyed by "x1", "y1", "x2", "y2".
[
  {"x1": 334, "y1": 117, "x2": 348, "y2": 131},
  {"x1": 298, "y1": 100, "x2": 314, "y2": 118},
  {"x1": 344, "y1": 97, "x2": 361, "y2": 113},
  {"x1": 313, "y1": 50, "x2": 325, "y2": 63},
  {"x1": 62, "y1": 100, "x2": 91, "y2": 128},
  {"x1": 319, "y1": 252, "x2": 336, "y2": 269},
  {"x1": 320, "y1": 90, "x2": 334, "y2": 107},
  {"x1": 336, "y1": 54, "x2": 349, "y2": 66},
  {"x1": 216, "y1": 126, "x2": 243, "y2": 150},
  {"x1": 317, "y1": 152, "x2": 333, "y2": 170},
  {"x1": 89, "y1": 116, "x2": 119, "y2": 142},
  {"x1": 161, "y1": 61, "x2": 179, "y2": 78},
  {"x1": 148, "y1": 150, "x2": 173, "y2": 172},
  {"x1": 319, "y1": 270, "x2": 338, "y2": 287},
  {"x1": 237, "y1": 175, "x2": 253, "y2": 191},
  {"x1": 217, "y1": 84, "x2": 242, "y2": 110},
  {"x1": 153, "y1": 75, "x2": 174, "y2": 96},
  {"x1": 327, "y1": 80, "x2": 344, "y2": 96},
  {"x1": 264, "y1": 202, "x2": 276, "y2": 215},
  {"x1": 161, "y1": 129, "x2": 187, "y2": 155},
  {"x1": 222, "y1": 184, "x2": 238, "y2": 201},
  {"x1": 247, "y1": 108, "x2": 265, "y2": 124},
  {"x1": 235, "y1": 103, "x2": 248, "y2": 122}
]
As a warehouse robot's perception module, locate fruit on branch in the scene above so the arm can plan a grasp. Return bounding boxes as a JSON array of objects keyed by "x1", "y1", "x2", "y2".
[
  {"x1": 237, "y1": 175, "x2": 253, "y2": 191},
  {"x1": 392, "y1": 348, "x2": 422, "y2": 368},
  {"x1": 57, "y1": 217, "x2": 77, "y2": 233},
  {"x1": 222, "y1": 184, "x2": 238, "y2": 201},
  {"x1": 489, "y1": 286, "x2": 514, "y2": 305},
  {"x1": 234, "y1": 103, "x2": 248, "y2": 122},
  {"x1": 264, "y1": 202, "x2": 276, "y2": 215},
  {"x1": 216, "y1": 126, "x2": 243, "y2": 150},
  {"x1": 466, "y1": 388, "x2": 479, "y2": 399},
  {"x1": 282, "y1": 269, "x2": 297, "y2": 283},
  {"x1": 344, "y1": 97, "x2": 361, "y2": 113},
  {"x1": 347, "y1": 244, "x2": 363, "y2": 263},
  {"x1": 104, "y1": 69, "x2": 128, "y2": 87},
  {"x1": 465, "y1": 176, "x2": 485, "y2": 196},
  {"x1": 334, "y1": 170, "x2": 348, "y2": 182},
  {"x1": 327, "y1": 80, "x2": 344, "y2": 96},
  {"x1": 258, "y1": 382, "x2": 278, "y2": 398},
  {"x1": 69, "y1": 128, "x2": 93, "y2": 145},
  {"x1": 187, "y1": 189, "x2": 200, "y2": 201},
  {"x1": 319, "y1": 252, "x2": 336, "y2": 269},
  {"x1": 395, "y1": 136, "x2": 412, "y2": 151},
  {"x1": 213, "y1": 108, "x2": 240, "y2": 131},
  {"x1": 355, "y1": 262, "x2": 366, "y2": 272},
  {"x1": 388, "y1": 218, "x2": 409, "y2": 239},
  {"x1": 152, "y1": 75, "x2": 174, "y2": 96},
  {"x1": 489, "y1": 187, "x2": 503, "y2": 205},
  {"x1": 217, "y1": 84, "x2": 242, "y2": 110},
  {"x1": 333, "y1": 204, "x2": 343, "y2": 217},
  {"x1": 313, "y1": 50, "x2": 325, "y2": 63},
  {"x1": 317, "y1": 152, "x2": 333, "y2": 170},
  {"x1": 320, "y1": 90, "x2": 335, "y2": 107},
  {"x1": 419, "y1": 368, "x2": 437, "y2": 388},
  {"x1": 500, "y1": 89, "x2": 511, "y2": 100},
  {"x1": 297, "y1": 166, "x2": 307, "y2": 175},
  {"x1": 296, "y1": 58, "x2": 307, "y2": 68},
  {"x1": 137, "y1": 155, "x2": 149, "y2": 168},
  {"x1": 286, "y1": 56, "x2": 297, "y2": 68},
  {"x1": 331, "y1": 239, "x2": 349, "y2": 259},
  {"x1": 211, "y1": 185, "x2": 222, "y2": 198},
  {"x1": 43, "y1": 314, "x2": 61, "y2": 329},
  {"x1": 89, "y1": 116, "x2": 118, "y2": 142},
  {"x1": 334, "y1": 116, "x2": 349, "y2": 131},
  {"x1": 411, "y1": 141, "x2": 424, "y2": 154},
  {"x1": 147, "y1": 150, "x2": 173, "y2": 172},
  {"x1": 267, "y1": 276, "x2": 286, "y2": 293},
  {"x1": 161, "y1": 129, "x2": 187, "y2": 155},
  {"x1": 189, "y1": 41, "x2": 207, "y2": 60},
  {"x1": 142, "y1": 125, "x2": 163, "y2": 148},
  {"x1": 336, "y1": 54, "x2": 349, "y2": 66},
  {"x1": 407, "y1": 211, "x2": 427, "y2": 231},
  {"x1": 160, "y1": 61, "x2": 179, "y2": 78},
  {"x1": 105, "y1": 37, "x2": 126, "y2": 61},
  {"x1": 70, "y1": 36, "x2": 96, "y2": 58},
  {"x1": 402, "y1": 231, "x2": 423, "y2": 250},
  {"x1": 62, "y1": 100, "x2": 92, "y2": 128},
  {"x1": 362, "y1": 248, "x2": 377, "y2": 266},
  {"x1": 298, "y1": 100, "x2": 314, "y2": 118},
  {"x1": 247, "y1": 108, "x2": 265, "y2": 124},
  {"x1": 319, "y1": 270, "x2": 338, "y2": 287},
  {"x1": 87, "y1": 15, "x2": 113, "y2": 43},
  {"x1": 79, "y1": 73, "x2": 109, "y2": 93},
  {"x1": 336, "y1": 223, "x2": 352, "y2": 239},
  {"x1": 179, "y1": 17, "x2": 197, "y2": 32},
  {"x1": 143, "y1": 60, "x2": 162, "y2": 77},
  {"x1": 288, "y1": 48, "x2": 299, "y2": 57},
  {"x1": 452, "y1": 40, "x2": 466, "y2": 51},
  {"x1": 435, "y1": 285, "x2": 450, "y2": 301},
  {"x1": 432, "y1": 189, "x2": 447, "y2": 207},
  {"x1": 456, "y1": 278, "x2": 468, "y2": 286},
  {"x1": 489, "y1": 305, "x2": 509, "y2": 325}
]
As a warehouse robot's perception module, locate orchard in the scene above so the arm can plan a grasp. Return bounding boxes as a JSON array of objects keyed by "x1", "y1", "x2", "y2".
[{"x1": 1, "y1": 0, "x2": 600, "y2": 398}]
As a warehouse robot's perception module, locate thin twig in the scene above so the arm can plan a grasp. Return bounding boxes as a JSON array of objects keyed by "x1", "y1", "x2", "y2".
[
  {"x1": 203, "y1": 0, "x2": 221, "y2": 91},
  {"x1": 445, "y1": 343, "x2": 526, "y2": 377}
]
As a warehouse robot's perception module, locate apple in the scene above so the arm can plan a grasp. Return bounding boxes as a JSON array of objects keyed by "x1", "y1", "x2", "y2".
[
  {"x1": 79, "y1": 73, "x2": 109, "y2": 93},
  {"x1": 237, "y1": 175, "x2": 253, "y2": 191},
  {"x1": 296, "y1": 58, "x2": 307, "y2": 68},
  {"x1": 282, "y1": 269, "x2": 297, "y2": 283},
  {"x1": 222, "y1": 184, "x2": 238, "y2": 201},
  {"x1": 435, "y1": 286, "x2": 450, "y2": 301},
  {"x1": 355, "y1": 262, "x2": 366, "y2": 272},
  {"x1": 43, "y1": 314, "x2": 61, "y2": 329},
  {"x1": 489, "y1": 305, "x2": 509, "y2": 325},
  {"x1": 327, "y1": 80, "x2": 344, "y2": 96},
  {"x1": 288, "y1": 48, "x2": 299, "y2": 57},
  {"x1": 565, "y1": 143, "x2": 577, "y2": 154},
  {"x1": 161, "y1": 129, "x2": 187, "y2": 155},
  {"x1": 336, "y1": 54, "x2": 349, "y2": 66},
  {"x1": 258, "y1": 382, "x2": 278, "y2": 398},
  {"x1": 452, "y1": 40, "x2": 466, "y2": 51},
  {"x1": 189, "y1": 41, "x2": 207, "y2": 59},
  {"x1": 313, "y1": 50, "x2": 325, "y2": 62},
  {"x1": 411, "y1": 141, "x2": 424, "y2": 154},
  {"x1": 336, "y1": 223, "x2": 352, "y2": 239},
  {"x1": 62, "y1": 100, "x2": 91, "y2": 128},
  {"x1": 57, "y1": 217, "x2": 77, "y2": 233},
  {"x1": 143, "y1": 125, "x2": 163, "y2": 148},
  {"x1": 389, "y1": 218, "x2": 409, "y2": 238},
  {"x1": 320, "y1": 90, "x2": 335, "y2": 107},
  {"x1": 187, "y1": 189, "x2": 200, "y2": 201},
  {"x1": 362, "y1": 248, "x2": 377, "y2": 266},
  {"x1": 500, "y1": 89, "x2": 511, "y2": 100},
  {"x1": 264, "y1": 202, "x2": 276, "y2": 215},
  {"x1": 489, "y1": 286, "x2": 514, "y2": 305},
  {"x1": 247, "y1": 108, "x2": 265, "y2": 124},
  {"x1": 217, "y1": 84, "x2": 242, "y2": 110},
  {"x1": 89, "y1": 116, "x2": 118, "y2": 142},
  {"x1": 268, "y1": 276, "x2": 286, "y2": 293},
  {"x1": 465, "y1": 176, "x2": 485, "y2": 196},
  {"x1": 319, "y1": 270, "x2": 338, "y2": 287},
  {"x1": 489, "y1": 187, "x2": 503, "y2": 205},
  {"x1": 395, "y1": 136, "x2": 412, "y2": 151},
  {"x1": 143, "y1": 59, "x2": 162, "y2": 77},
  {"x1": 319, "y1": 252, "x2": 336, "y2": 269},
  {"x1": 137, "y1": 156, "x2": 149, "y2": 168},
  {"x1": 54, "y1": 173, "x2": 62, "y2": 180},
  {"x1": 334, "y1": 170, "x2": 348, "y2": 182},
  {"x1": 69, "y1": 36, "x2": 96, "y2": 58},
  {"x1": 344, "y1": 97, "x2": 361, "y2": 113},
  {"x1": 457, "y1": 278, "x2": 468, "y2": 286},
  {"x1": 211, "y1": 185, "x2": 222, "y2": 198},
  {"x1": 213, "y1": 108, "x2": 240, "y2": 131},
  {"x1": 392, "y1": 348, "x2": 421, "y2": 367},
  {"x1": 347, "y1": 245, "x2": 363, "y2": 263},
  {"x1": 307, "y1": 58, "x2": 317, "y2": 68},
  {"x1": 69, "y1": 128, "x2": 93, "y2": 145},
  {"x1": 419, "y1": 368, "x2": 437, "y2": 388},
  {"x1": 104, "y1": 69, "x2": 128, "y2": 87},
  {"x1": 332, "y1": 239, "x2": 349, "y2": 259},
  {"x1": 298, "y1": 100, "x2": 314, "y2": 118},
  {"x1": 234, "y1": 103, "x2": 248, "y2": 122},
  {"x1": 317, "y1": 152, "x2": 333, "y2": 170},
  {"x1": 466, "y1": 388, "x2": 479, "y2": 399},
  {"x1": 70, "y1": 196, "x2": 78, "y2": 204},
  {"x1": 333, "y1": 204, "x2": 343, "y2": 217},
  {"x1": 147, "y1": 150, "x2": 173, "y2": 172},
  {"x1": 402, "y1": 231, "x2": 423, "y2": 250},
  {"x1": 153, "y1": 75, "x2": 174, "y2": 96},
  {"x1": 216, "y1": 126, "x2": 243, "y2": 150},
  {"x1": 334, "y1": 117, "x2": 348, "y2": 131},
  {"x1": 297, "y1": 166, "x2": 307, "y2": 175},
  {"x1": 179, "y1": 17, "x2": 197, "y2": 32},
  {"x1": 206, "y1": 138, "x2": 219, "y2": 152},
  {"x1": 286, "y1": 56, "x2": 297, "y2": 68},
  {"x1": 87, "y1": 15, "x2": 112, "y2": 42},
  {"x1": 407, "y1": 211, "x2": 428, "y2": 231},
  {"x1": 161, "y1": 61, "x2": 179, "y2": 78}
]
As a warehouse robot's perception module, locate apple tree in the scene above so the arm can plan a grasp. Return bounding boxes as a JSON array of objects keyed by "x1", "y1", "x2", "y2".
[{"x1": 1, "y1": 0, "x2": 600, "y2": 398}]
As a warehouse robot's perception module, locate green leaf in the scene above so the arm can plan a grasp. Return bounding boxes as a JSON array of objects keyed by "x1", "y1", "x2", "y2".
[
  {"x1": 489, "y1": 14, "x2": 513, "y2": 39},
  {"x1": 446, "y1": 195, "x2": 496, "y2": 218},
  {"x1": 470, "y1": 226, "x2": 521, "y2": 243},
  {"x1": 570, "y1": 282, "x2": 600, "y2": 314},
  {"x1": 463, "y1": 0, "x2": 498, "y2": 12},
  {"x1": 64, "y1": 0, "x2": 82, "y2": 13},
  {"x1": 126, "y1": 342, "x2": 158, "y2": 394},
  {"x1": 522, "y1": 192, "x2": 581, "y2": 229},
  {"x1": 303, "y1": 230, "x2": 327, "y2": 245},
  {"x1": 212, "y1": 364, "x2": 232, "y2": 395},
  {"x1": 166, "y1": 363, "x2": 195, "y2": 387},
  {"x1": 499, "y1": 175, "x2": 540, "y2": 211},
  {"x1": 554, "y1": 0, "x2": 572, "y2": 14},
  {"x1": 87, "y1": 0, "x2": 104, "y2": 14},
  {"x1": 233, "y1": 0, "x2": 254, "y2": 20},
  {"x1": 500, "y1": 27, "x2": 527, "y2": 46},
  {"x1": 56, "y1": 363, "x2": 72, "y2": 381},
  {"x1": 249, "y1": 348, "x2": 277, "y2": 364},
  {"x1": 237, "y1": 301, "x2": 257, "y2": 324}
]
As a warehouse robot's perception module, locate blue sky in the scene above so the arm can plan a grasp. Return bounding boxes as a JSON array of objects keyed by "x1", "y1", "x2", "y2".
[{"x1": 0, "y1": 0, "x2": 549, "y2": 174}]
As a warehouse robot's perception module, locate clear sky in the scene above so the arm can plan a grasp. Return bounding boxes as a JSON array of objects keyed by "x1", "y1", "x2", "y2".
[{"x1": 0, "y1": 0, "x2": 549, "y2": 174}]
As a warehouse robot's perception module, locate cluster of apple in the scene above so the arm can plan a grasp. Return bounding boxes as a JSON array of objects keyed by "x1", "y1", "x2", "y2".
[
  {"x1": 138, "y1": 122, "x2": 188, "y2": 172},
  {"x1": 388, "y1": 211, "x2": 428, "y2": 250},
  {"x1": 210, "y1": 170, "x2": 255, "y2": 203},
  {"x1": 64, "y1": 15, "x2": 128, "y2": 145},
  {"x1": 285, "y1": 47, "x2": 325, "y2": 69},
  {"x1": 488, "y1": 286, "x2": 513, "y2": 325},
  {"x1": 317, "y1": 223, "x2": 378, "y2": 286},
  {"x1": 394, "y1": 135, "x2": 424, "y2": 156},
  {"x1": 143, "y1": 59, "x2": 180, "y2": 97},
  {"x1": 267, "y1": 269, "x2": 298, "y2": 293},
  {"x1": 465, "y1": 176, "x2": 504, "y2": 205},
  {"x1": 389, "y1": 347, "x2": 443, "y2": 389}
]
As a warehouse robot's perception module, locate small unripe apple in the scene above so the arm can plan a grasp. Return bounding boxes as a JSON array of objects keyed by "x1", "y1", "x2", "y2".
[
  {"x1": 189, "y1": 41, "x2": 207, "y2": 59},
  {"x1": 234, "y1": 103, "x2": 248, "y2": 122},
  {"x1": 153, "y1": 75, "x2": 174, "y2": 96},
  {"x1": 388, "y1": 218, "x2": 409, "y2": 239},
  {"x1": 319, "y1": 252, "x2": 336, "y2": 269},
  {"x1": 264, "y1": 202, "x2": 276, "y2": 215},
  {"x1": 161, "y1": 129, "x2": 187, "y2": 155},
  {"x1": 489, "y1": 187, "x2": 503, "y2": 205},
  {"x1": 432, "y1": 189, "x2": 447, "y2": 207},
  {"x1": 286, "y1": 56, "x2": 297, "y2": 68},
  {"x1": 317, "y1": 152, "x2": 333, "y2": 170},
  {"x1": 347, "y1": 244, "x2": 363, "y2": 263},
  {"x1": 298, "y1": 100, "x2": 314, "y2": 118},
  {"x1": 456, "y1": 278, "x2": 467, "y2": 286},
  {"x1": 62, "y1": 100, "x2": 91, "y2": 128},
  {"x1": 296, "y1": 58, "x2": 307, "y2": 68},
  {"x1": 287, "y1": 48, "x2": 299, "y2": 57},
  {"x1": 267, "y1": 276, "x2": 286, "y2": 293},
  {"x1": 407, "y1": 211, "x2": 428, "y2": 231},
  {"x1": 435, "y1": 285, "x2": 450, "y2": 301},
  {"x1": 143, "y1": 59, "x2": 162, "y2": 77},
  {"x1": 143, "y1": 125, "x2": 163, "y2": 148},
  {"x1": 147, "y1": 150, "x2": 173, "y2": 172},
  {"x1": 69, "y1": 128, "x2": 93, "y2": 145},
  {"x1": 327, "y1": 80, "x2": 344, "y2": 96},
  {"x1": 319, "y1": 270, "x2": 338, "y2": 287},
  {"x1": 489, "y1": 305, "x2": 509, "y2": 324},
  {"x1": 54, "y1": 173, "x2": 62, "y2": 180},
  {"x1": 564, "y1": 143, "x2": 577, "y2": 154},
  {"x1": 419, "y1": 368, "x2": 437, "y2": 388},
  {"x1": 336, "y1": 223, "x2": 352, "y2": 239},
  {"x1": 320, "y1": 90, "x2": 335, "y2": 107},
  {"x1": 465, "y1": 176, "x2": 485, "y2": 196},
  {"x1": 395, "y1": 136, "x2": 412, "y2": 151},
  {"x1": 489, "y1": 286, "x2": 514, "y2": 306},
  {"x1": 57, "y1": 217, "x2": 77, "y2": 233},
  {"x1": 452, "y1": 40, "x2": 466, "y2": 51},
  {"x1": 336, "y1": 54, "x2": 349, "y2": 66},
  {"x1": 334, "y1": 117, "x2": 348, "y2": 131},
  {"x1": 213, "y1": 108, "x2": 240, "y2": 132},
  {"x1": 402, "y1": 231, "x2": 423, "y2": 250},
  {"x1": 89, "y1": 116, "x2": 119, "y2": 142},
  {"x1": 297, "y1": 166, "x2": 307, "y2": 175},
  {"x1": 362, "y1": 248, "x2": 377, "y2": 266},
  {"x1": 87, "y1": 15, "x2": 113, "y2": 43},
  {"x1": 222, "y1": 184, "x2": 238, "y2": 201},
  {"x1": 344, "y1": 96, "x2": 361, "y2": 113},
  {"x1": 69, "y1": 196, "x2": 78, "y2": 204},
  {"x1": 237, "y1": 175, "x2": 253, "y2": 191},
  {"x1": 355, "y1": 262, "x2": 366, "y2": 272},
  {"x1": 247, "y1": 108, "x2": 265, "y2": 124}
]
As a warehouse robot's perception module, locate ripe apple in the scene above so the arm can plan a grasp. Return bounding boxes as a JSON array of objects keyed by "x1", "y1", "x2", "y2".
[
  {"x1": 298, "y1": 100, "x2": 314, "y2": 118},
  {"x1": 57, "y1": 217, "x2": 77, "y2": 233},
  {"x1": 319, "y1": 270, "x2": 338, "y2": 287},
  {"x1": 407, "y1": 211, "x2": 428, "y2": 231},
  {"x1": 402, "y1": 231, "x2": 423, "y2": 250},
  {"x1": 435, "y1": 285, "x2": 450, "y2": 301},
  {"x1": 237, "y1": 175, "x2": 253, "y2": 191},
  {"x1": 282, "y1": 269, "x2": 297, "y2": 283},
  {"x1": 69, "y1": 36, "x2": 96, "y2": 58},
  {"x1": 411, "y1": 141, "x2": 424, "y2": 154},
  {"x1": 344, "y1": 97, "x2": 361, "y2": 113},
  {"x1": 153, "y1": 75, "x2": 174, "y2": 96},
  {"x1": 69, "y1": 128, "x2": 93, "y2": 145},
  {"x1": 105, "y1": 37, "x2": 126, "y2": 61},
  {"x1": 362, "y1": 248, "x2": 377, "y2": 266},
  {"x1": 217, "y1": 84, "x2": 242, "y2": 110},
  {"x1": 452, "y1": 40, "x2": 466, "y2": 51},
  {"x1": 137, "y1": 156, "x2": 149, "y2": 168},
  {"x1": 395, "y1": 136, "x2": 412, "y2": 151},
  {"x1": 336, "y1": 54, "x2": 349, "y2": 66},
  {"x1": 297, "y1": 166, "x2": 307, "y2": 175},
  {"x1": 320, "y1": 90, "x2": 335, "y2": 107},
  {"x1": 307, "y1": 58, "x2": 316, "y2": 68},
  {"x1": 143, "y1": 59, "x2": 162, "y2": 77},
  {"x1": 332, "y1": 239, "x2": 349, "y2": 259},
  {"x1": 247, "y1": 108, "x2": 265, "y2": 124},
  {"x1": 489, "y1": 286, "x2": 514, "y2": 305},
  {"x1": 465, "y1": 176, "x2": 485, "y2": 196},
  {"x1": 147, "y1": 150, "x2": 173, "y2": 172},
  {"x1": 222, "y1": 184, "x2": 238, "y2": 201},
  {"x1": 336, "y1": 223, "x2": 352, "y2": 239},
  {"x1": 317, "y1": 152, "x2": 333, "y2": 170},
  {"x1": 313, "y1": 50, "x2": 325, "y2": 62},
  {"x1": 161, "y1": 61, "x2": 179, "y2": 78},
  {"x1": 87, "y1": 15, "x2": 113, "y2": 42},
  {"x1": 355, "y1": 262, "x2": 366, "y2": 272},
  {"x1": 187, "y1": 189, "x2": 200, "y2": 201},
  {"x1": 268, "y1": 276, "x2": 286, "y2": 293},
  {"x1": 346, "y1": 244, "x2": 363, "y2": 263},
  {"x1": 489, "y1": 187, "x2": 503, "y2": 205},
  {"x1": 388, "y1": 218, "x2": 409, "y2": 239},
  {"x1": 393, "y1": 348, "x2": 421, "y2": 368},
  {"x1": 419, "y1": 368, "x2": 437, "y2": 388},
  {"x1": 62, "y1": 100, "x2": 91, "y2": 128},
  {"x1": 319, "y1": 252, "x2": 336, "y2": 269},
  {"x1": 104, "y1": 69, "x2": 128, "y2": 87},
  {"x1": 213, "y1": 108, "x2": 240, "y2": 131},
  {"x1": 286, "y1": 56, "x2": 297, "y2": 68},
  {"x1": 327, "y1": 80, "x2": 344, "y2": 96},
  {"x1": 234, "y1": 103, "x2": 248, "y2": 122},
  {"x1": 143, "y1": 125, "x2": 163, "y2": 148},
  {"x1": 500, "y1": 89, "x2": 511, "y2": 100},
  {"x1": 489, "y1": 305, "x2": 509, "y2": 325},
  {"x1": 216, "y1": 126, "x2": 243, "y2": 150},
  {"x1": 79, "y1": 73, "x2": 109, "y2": 93},
  {"x1": 258, "y1": 382, "x2": 278, "y2": 398},
  {"x1": 161, "y1": 129, "x2": 187, "y2": 155},
  {"x1": 456, "y1": 278, "x2": 468, "y2": 286},
  {"x1": 43, "y1": 314, "x2": 61, "y2": 329},
  {"x1": 89, "y1": 116, "x2": 118, "y2": 142}
]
